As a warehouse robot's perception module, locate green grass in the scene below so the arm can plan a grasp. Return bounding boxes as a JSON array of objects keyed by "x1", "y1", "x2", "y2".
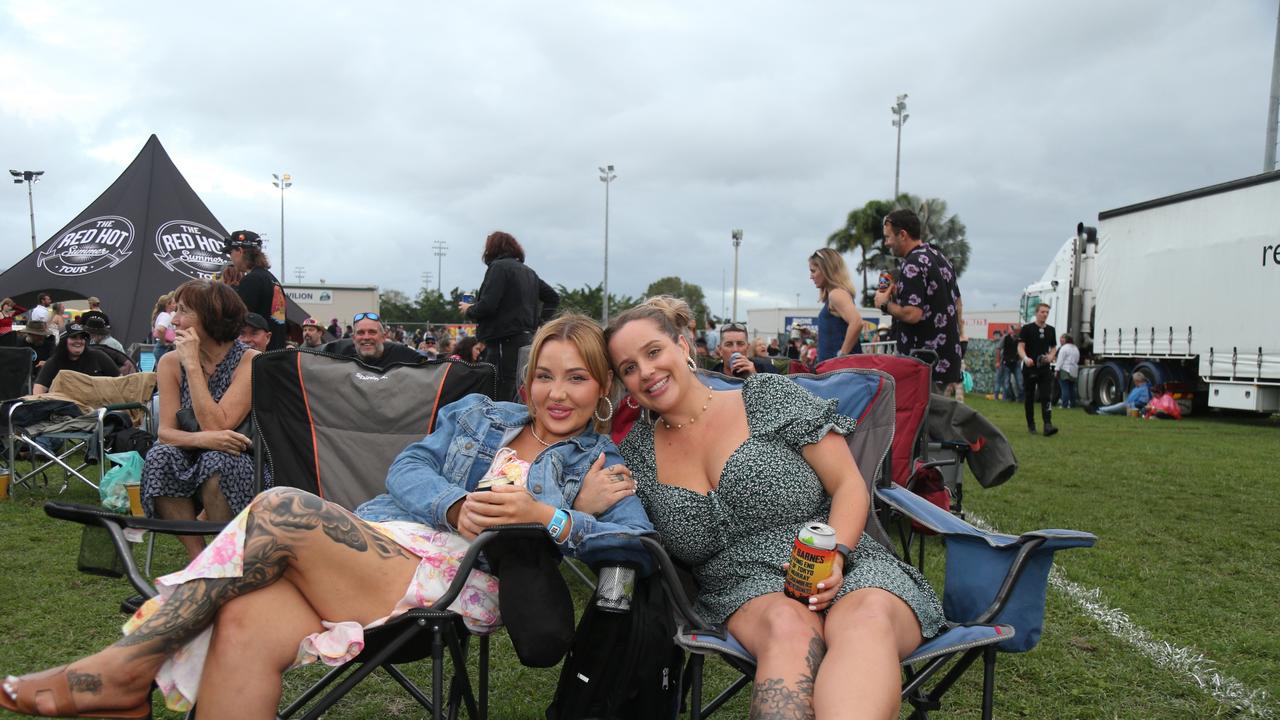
[{"x1": 1, "y1": 403, "x2": 1277, "y2": 718}]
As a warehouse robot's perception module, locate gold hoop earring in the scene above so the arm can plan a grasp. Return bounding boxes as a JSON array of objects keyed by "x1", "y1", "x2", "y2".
[{"x1": 594, "y1": 396, "x2": 614, "y2": 423}]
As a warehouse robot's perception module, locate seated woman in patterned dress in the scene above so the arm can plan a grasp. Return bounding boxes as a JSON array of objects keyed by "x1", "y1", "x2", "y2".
[
  {"x1": 140, "y1": 279, "x2": 265, "y2": 560},
  {"x1": 606, "y1": 296, "x2": 945, "y2": 720},
  {"x1": 1, "y1": 314, "x2": 650, "y2": 719}
]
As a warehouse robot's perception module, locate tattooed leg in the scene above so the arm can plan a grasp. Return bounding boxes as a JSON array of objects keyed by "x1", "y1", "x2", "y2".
[
  {"x1": 749, "y1": 631, "x2": 825, "y2": 720},
  {"x1": 4, "y1": 488, "x2": 419, "y2": 717}
]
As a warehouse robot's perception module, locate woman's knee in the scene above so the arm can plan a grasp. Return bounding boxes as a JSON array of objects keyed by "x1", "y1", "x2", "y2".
[
  {"x1": 827, "y1": 590, "x2": 920, "y2": 652},
  {"x1": 746, "y1": 598, "x2": 823, "y2": 650}
]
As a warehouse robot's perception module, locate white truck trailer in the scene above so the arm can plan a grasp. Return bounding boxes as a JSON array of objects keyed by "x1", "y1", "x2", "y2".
[{"x1": 1020, "y1": 170, "x2": 1280, "y2": 413}]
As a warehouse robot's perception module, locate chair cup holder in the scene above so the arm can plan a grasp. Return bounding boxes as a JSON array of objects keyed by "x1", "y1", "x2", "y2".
[{"x1": 77, "y1": 525, "x2": 125, "y2": 578}]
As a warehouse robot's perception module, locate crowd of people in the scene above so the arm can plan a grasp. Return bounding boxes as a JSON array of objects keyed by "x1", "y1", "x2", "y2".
[{"x1": 0, "y1": 212, "x2": 1026, "y2": 719}]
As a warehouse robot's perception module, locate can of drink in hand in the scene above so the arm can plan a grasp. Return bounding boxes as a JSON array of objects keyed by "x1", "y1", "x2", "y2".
[
  {"x1": 784, "y1": 522, "x2": 837, "y2": 601},
  {"x1": 877, "y1": 272, "x2": 893, "y2": 292},
  {"x1": 595, "y1": 565, "x2": 636, "y2": 613},
  {"x1": 462, "y1": 293, "x2": 475, "y2": 304}
]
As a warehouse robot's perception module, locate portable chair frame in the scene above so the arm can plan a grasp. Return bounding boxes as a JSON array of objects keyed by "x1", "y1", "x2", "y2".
[
  {"x1": 5, "y1": 372, "x2": 153, "y2": 496},
  {"x1": 42, "y1": 350, "x2": 502, "y2": 720},
  {"x1": 640, "y1": 369, "x2": 1095, "y2": 720}
]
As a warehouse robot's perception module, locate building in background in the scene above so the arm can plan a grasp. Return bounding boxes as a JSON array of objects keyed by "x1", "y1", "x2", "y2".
[{"x1": 283, "y1": 282, "x2": 378, "y2": 329}]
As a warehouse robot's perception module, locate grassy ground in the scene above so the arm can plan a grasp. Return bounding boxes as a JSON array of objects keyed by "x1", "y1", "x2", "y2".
[{"x1": 1, "y1": 400, "x2": 1276, "y2": 718}]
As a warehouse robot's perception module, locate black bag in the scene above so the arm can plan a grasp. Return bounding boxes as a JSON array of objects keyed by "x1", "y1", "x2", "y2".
[
  {"x1": 176, "y1": 407, "x2": 253, "y2": 450},
  {"x1": 546, "y1": 573, "x2": 684, "y2": 720},
  {"x1": 108, "y1": 427, "x2": 155, "y2": 455}
]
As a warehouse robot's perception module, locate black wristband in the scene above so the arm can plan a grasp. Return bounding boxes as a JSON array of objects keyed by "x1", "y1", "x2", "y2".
[{"x1": 835, "y1": 543, "x2": 854, "y2": 569}]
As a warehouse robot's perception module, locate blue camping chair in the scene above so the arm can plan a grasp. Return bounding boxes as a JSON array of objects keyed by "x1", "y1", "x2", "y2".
[{"x1": 648, "y1": 368, "x2": 1097, "y2": 719}]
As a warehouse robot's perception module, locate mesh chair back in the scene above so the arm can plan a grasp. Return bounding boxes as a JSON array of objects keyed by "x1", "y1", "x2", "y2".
[
  {"x1": 816, "y1": 354, "x2": 932, "y2": 487},
  {"x1": 251, "y1": 350, "x2": 497, "y2": 511}
]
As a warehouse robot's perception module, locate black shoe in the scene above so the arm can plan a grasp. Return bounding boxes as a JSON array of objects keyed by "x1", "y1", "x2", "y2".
[
  {"x1": 1043, "y1": 424, "x2": 1059, "y2": 437},
  {"x1": 1028, "y1": 425, "x2": 1037, "y2": 434},
  {"x1": 1082, "y1": 404, "x2": 1098, "y2": 415}
]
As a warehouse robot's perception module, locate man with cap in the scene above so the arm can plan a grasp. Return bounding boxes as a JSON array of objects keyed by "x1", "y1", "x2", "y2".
[
  {"x1": 239, "y1": 312, "x2": 272, "y2": 352},
  {"x1": 34, "y1": 323, "x2": 119, "y2": 394},
  {"x1": 300, "y1": 317, "x2": 325, "y2": 349},
  {"x1": 417, "y1": 333, "x2": 439, "y2": 359},
  {"x1": 223, "y1": 230, "x2": 286, "y2": 351},
  {"x1": 79, "y1": 310, "x2": 125, "y2": 354}
]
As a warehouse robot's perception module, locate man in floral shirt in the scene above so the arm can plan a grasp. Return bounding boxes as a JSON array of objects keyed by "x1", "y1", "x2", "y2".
[{"x1": 872, "y1": 208, "x2": 963, "y2": 387}]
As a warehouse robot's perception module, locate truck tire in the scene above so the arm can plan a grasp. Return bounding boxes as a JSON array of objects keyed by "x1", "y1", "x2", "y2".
[{"x1": 1093, "y1": 363, "x2": 1128, "y2": 406}]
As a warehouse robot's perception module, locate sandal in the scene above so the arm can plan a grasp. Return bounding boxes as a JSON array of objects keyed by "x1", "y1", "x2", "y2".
[{"x1": 0, "y1": 666, "x2": 151, "y2": 719}]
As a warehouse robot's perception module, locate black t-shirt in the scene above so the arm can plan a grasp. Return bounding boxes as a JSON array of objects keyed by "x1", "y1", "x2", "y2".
[
  {"x1": 711, "y1": 357, "x2": 780, "y2": 376},
  {"x1": 36, "y1": 347, "x2": 121, "y2": 388},
  {"x1": 1017, "y1": 323, "x2": 1057, "y2": 366},
  {"x1": 235, "y1": 267, "x2": 287, "y2": 351}
]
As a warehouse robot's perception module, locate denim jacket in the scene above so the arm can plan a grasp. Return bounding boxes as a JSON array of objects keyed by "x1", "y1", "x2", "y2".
[{"x1": 356, "y1": 394, "x2": 654, "y2": 571}]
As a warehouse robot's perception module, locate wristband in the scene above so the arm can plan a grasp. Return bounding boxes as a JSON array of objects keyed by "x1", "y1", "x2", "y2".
[
  {"x1": 835, "y1": 543, "x2": 854, "y2": 569},
  {"x1": 546, "y1": 508, "x2": 570, "y2": 543}
]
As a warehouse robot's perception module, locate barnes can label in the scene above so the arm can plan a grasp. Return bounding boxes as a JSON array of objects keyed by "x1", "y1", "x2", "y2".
[{"x1": 784, "y1": 522, "x2": 837, "y2": 601}]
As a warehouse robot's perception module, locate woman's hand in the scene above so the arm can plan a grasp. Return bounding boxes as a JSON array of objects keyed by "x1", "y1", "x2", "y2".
[
  {"x1": 174, "y1": 325, "x2": 202, "y2": 372},
  {"x1": 572, "y1": 452, "x2": 635, "y2": 515},
  {"x1": 199, "y1": 429, "x2": 251, "y2": 455},
  {"x1": 782, "y1": 558, "x2": 845, "y2": 612},
  {"x1": 463, "y1": 485, "x2": 548, "y2": 529}
]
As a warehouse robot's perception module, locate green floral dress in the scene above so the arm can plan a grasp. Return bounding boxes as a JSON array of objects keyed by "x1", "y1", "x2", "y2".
[{"x1": 621, "y1": 373, "x2": 944, "y2": 636}]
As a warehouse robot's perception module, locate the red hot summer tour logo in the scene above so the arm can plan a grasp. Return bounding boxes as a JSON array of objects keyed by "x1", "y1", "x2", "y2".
[
  {"x1": 36, "y1": 216, "x2": 135, "y2": 276},
  {"x1": 154, "y1": 221, "x2": 227, "y2": 279}
]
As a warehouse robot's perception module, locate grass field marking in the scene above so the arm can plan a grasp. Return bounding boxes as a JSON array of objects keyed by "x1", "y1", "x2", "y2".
[{"x1": 963, "y1": 512, "x2": 1274, "y2": 719}]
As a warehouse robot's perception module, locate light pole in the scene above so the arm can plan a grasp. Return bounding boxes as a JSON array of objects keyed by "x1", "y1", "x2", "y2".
[
  {"x1": 432, "y1": 240, "x2": 448, "y2": 293},
  {"x1": 891, "y1": 94, "x2": 909, "y2": 198},
  {"x1": 272, "y1": 173, "x2": 292, "y2": 273},
  {"x1": 598, "y1": 164, "x2": 616, "y2": 325},
  {"x1": 10, "y1": 169, "x2": 43, "y2": 251},
  {"x1": 294, "y1": 267, "x2": 306, "y2": 284},
  {"x1": 731, "y1": 229, "x2": 743, "y2": 323},
  {"x1": 1266, "y1": 3, "x2": 1280, "y2": 171}
]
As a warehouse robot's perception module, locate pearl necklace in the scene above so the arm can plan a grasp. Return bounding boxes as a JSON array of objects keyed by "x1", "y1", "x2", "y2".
[
  {"x1": 529, "y1": 424, "x2": 554, "y2": 448},
  {"x1": 660, "y1": 389, "x2": 714, "y2": 431}
]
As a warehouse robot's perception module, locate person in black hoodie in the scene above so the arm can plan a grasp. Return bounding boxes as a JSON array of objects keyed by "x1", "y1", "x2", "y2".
[{"x1": 459, "y1": 231, "x2": 560, "y2": 401}]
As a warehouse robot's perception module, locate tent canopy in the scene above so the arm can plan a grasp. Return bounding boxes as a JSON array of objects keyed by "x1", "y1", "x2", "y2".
[{"x1": 0, "y1": 135, "x2": 308, "y2": 344}]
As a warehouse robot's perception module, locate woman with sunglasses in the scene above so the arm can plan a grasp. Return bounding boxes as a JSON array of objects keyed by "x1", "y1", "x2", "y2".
[
  {"x1": 606, "y1": 296, "x2": 942, "y2": 720},
  {"x1": 140, "y1": 279, "x2": 267, "y2": 561},
  {"x1": 1, "y1": 314, "x2": 648, "y2": 720}
]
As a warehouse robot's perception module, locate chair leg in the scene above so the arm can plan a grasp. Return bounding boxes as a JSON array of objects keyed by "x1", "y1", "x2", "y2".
[
  {"x1": 479, "y1": 634, "x2": 489, "y2": 720},
  {"x1": 688, "y1": 653, "x2": 704, "y2": 720},
  {"x1": 432, "y1": 624, "x2": 445, "y2": 720},
  {"x1": 980, "y1": 646, "x2": 997, "y2": 720}
]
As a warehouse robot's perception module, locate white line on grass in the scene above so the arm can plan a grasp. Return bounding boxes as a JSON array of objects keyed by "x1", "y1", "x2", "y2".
[{"x1": 965, "y1": 513, "x2": 1273, "y2": 718}]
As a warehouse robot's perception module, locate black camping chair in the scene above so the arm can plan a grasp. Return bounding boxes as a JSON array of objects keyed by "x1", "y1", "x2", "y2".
[{"x1": 43, "y1": 349, "x2": 513, "y2": 720}]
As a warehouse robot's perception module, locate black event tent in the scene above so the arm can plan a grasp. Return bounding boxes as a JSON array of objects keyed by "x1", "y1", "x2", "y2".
[{"x1": 0, "y1": 135, "x2": 308, "y2": 345}]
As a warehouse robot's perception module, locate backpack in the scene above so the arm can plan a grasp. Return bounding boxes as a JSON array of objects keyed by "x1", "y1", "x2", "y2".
[
  {"x1": 108, "y1": 426, "x2": 155, "y2": 455},
  {"x1": 546, "y1": 572, "x2": 684, "y2": 720}
]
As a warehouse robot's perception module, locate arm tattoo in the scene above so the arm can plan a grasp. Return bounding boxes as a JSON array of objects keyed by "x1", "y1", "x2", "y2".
[{"x1": 66, "y1": 670, "x2": 102, "y2": 694}]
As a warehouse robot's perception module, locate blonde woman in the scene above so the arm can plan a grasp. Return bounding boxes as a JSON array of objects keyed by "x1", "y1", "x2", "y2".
[{"x1": 809, "y1": 248, "x2": 863, "y2": 364}]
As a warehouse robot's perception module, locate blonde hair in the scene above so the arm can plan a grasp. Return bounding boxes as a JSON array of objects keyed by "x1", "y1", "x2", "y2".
[
  {"x1": 151, "y1": 292, "x2": 174, "y2": 326},
  {"x1": 524, "y1": 313, "x2": 614, "y2": 433},
  {"x1": 604, "y1": 295, "x2": 699, "y2": 366},
  {"x1": 809, "y1": 248, "x2": 858, "y2": 303}
]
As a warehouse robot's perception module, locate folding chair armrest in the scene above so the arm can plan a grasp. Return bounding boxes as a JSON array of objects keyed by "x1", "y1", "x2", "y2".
[
  {"x1": 431, "y1": 523, "x2": 548, "y2": 609},
  {"x1": 928, "y1": 440, "x2": 971, "y2": 453},
  {"x1": 44, "y1": 501, "x2": 226, "y2": 536},
  {"x1": 916, "y1": 459, "x2": 961, "y2": 472},
  {"x1": 103, "y1": 402, "x2": 148, "y2": 412}
]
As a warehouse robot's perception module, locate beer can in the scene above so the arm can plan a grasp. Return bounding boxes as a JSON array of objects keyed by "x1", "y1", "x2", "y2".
[
  {"x1": 784, "y1": 522, "x2": 837, "y2": 601},
  {"x1": 595, "y1": 565, "x2": 636, "y2": 613},
  {"x1": 462, "y1": 293, "x2": 475, "y2": 304},
  {"x1": 877, "y1": 272, "x2": 893, "y2": 292}
]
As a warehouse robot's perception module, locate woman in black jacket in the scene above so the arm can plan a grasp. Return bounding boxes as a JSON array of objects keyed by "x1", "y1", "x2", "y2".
[{"x1": 459, "y1": 231, "x2": 559, "y2": 400}]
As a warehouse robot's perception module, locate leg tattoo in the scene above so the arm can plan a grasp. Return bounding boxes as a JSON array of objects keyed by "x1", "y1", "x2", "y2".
[
  {"x1": 115, "y1": 489, "x2": 412, "y2": 661},
  {"x1": 749, "y1": 631, "x2": 825, "y2": 720},
  {"x1": 65, "y1": 670, "x2": 103, "y2": 694}
]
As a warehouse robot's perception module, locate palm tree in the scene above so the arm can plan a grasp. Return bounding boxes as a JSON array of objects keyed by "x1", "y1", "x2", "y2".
[
  {"x1": 892, "y1": 193, "x2": 970, "y2": 277},
  {"x1": 827, "y1": 198, "x2": 895, "y2": 303}
]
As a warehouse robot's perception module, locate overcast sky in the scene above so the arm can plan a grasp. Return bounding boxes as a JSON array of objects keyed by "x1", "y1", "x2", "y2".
[{"x1": 2, "y1": 1, "x2": 1277, "y2": 318}]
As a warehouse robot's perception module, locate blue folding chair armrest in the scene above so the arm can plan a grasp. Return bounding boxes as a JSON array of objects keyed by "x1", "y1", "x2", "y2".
[{"x1": 876, "y1": 483, "x2": 1096, "y2": 652}]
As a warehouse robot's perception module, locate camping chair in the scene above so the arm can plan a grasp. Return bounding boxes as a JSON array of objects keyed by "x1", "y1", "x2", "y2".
[
  {"x1": 5, "y1": 370, "x2": 155, "y2": 495},
  {"x1": 639, "y1": 369, "x2": 1097, "y2": 720},
  {"x1": 44, "y1": 350, "x2": 510, "y2": 720},
  {"x1": 0, "y1": 346, "x2": 36, "y2": 476}
]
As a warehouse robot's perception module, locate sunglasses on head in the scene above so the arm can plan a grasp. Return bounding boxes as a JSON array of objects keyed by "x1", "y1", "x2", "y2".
[{"x1": 353, "y1": 312, "x2": 381, "y2": 323}]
